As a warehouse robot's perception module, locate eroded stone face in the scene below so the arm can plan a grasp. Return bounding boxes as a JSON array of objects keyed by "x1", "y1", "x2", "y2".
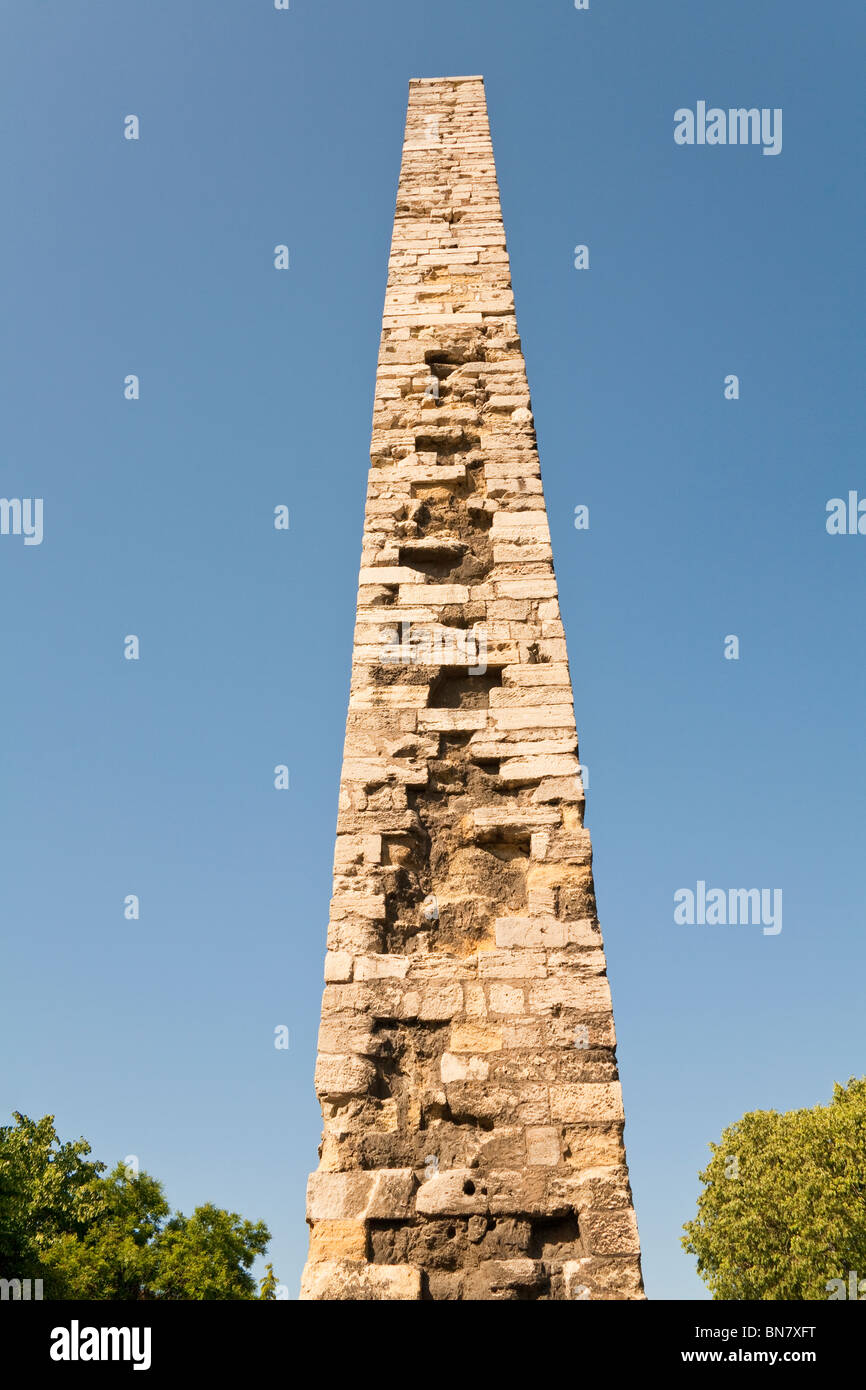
[{"x1": 301, "y1": 74, "x2": 644, "y2": 1302}]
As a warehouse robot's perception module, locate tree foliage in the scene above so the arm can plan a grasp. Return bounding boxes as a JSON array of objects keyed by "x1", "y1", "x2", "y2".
[
  {"x1": 0, "y1": 1113, "x2": 275, "y2": 1300},
  {"x1": 683, "y1": 1077, "x2": 866, "y2": 1299}
]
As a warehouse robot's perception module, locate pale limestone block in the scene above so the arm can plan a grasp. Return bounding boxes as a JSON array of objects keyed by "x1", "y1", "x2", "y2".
[
  {"x1": 472, "y1": 806, "x2": 560, "y2": 837},
  {"x1": 487, "y1": 983, "x2": 525, "y2": 1014},
  {"x1": 353, "y1": 954, "x2": 410, "y2": 981},
  {"x1": 495, "y1": 917, "x2": 567, "y2": 949},
  {"x1": 501, "y1": 1019, "x2": 543, "y2": 1048},
  {"x1": 581, "y1": 1209, "x2": 641, "y2": 1257},
  {"x1": 499, "y1": 754, "x2": 581, "y2": 785},
  {"x1": 532, "y1": 775, "x2": 585, "y2": 804},
  {"x1": 555, "y1": 1165, "x2": 633, "y2": 1212},
  {"x1": 418, "y1": 709, "x2": 489, "y2": 732},
  {"x1": 357, "y1": 566, "x2": 421, "y2": 586},
  {"x1": 477, "y1": 951, "x2": 547, "y2": 980},
  {"x1": 450, "y1": 1022, "x2": 503, "y2": 1053},
  {"x1": 397, "y1": 584, "x2": 470, "y2": 605},
  {"x1": 530, "y1": 974, "x2": 613, "y2": 1016},
  {"x1": 299, "y1": 1261, "x2": 422, "y2": 1301},
  {"x1": 548, "y1": 1082, "x2": 624, "y2": 1125},
  {"x1": 502, "y1": 662, "x2": 571, "y2": 686},
  {"x1": 416, "y1": 1169, "x2": 488, "y2": 1216},
  {"x1": 314, "y1": 1054, "x2": 376, "y2": 1102},
  {"x1": 323, "y1": 951, "x2": 354, "y2": 983},
  {"x1": 463, "y1": 982, "x2": 487, "y2": 1018},
  {"x1": 306, "y1": 1169, "x2": 416, "y2": 1222},
  {"x1": 492, "y1": 706, "x2": 575, "y2": 731},
  {"x1": 440, "y1": 1052, "x2": 490, "y2": 1083},
  {"x1": 563, "y1": 1257, "x2": 645, "y2": 1300},
  {"x1": 525, "y1": 1126, "x2": 562, "y2": 1167},
  {"x1": 307, "y1": 1220, "x2": 366, "y2": 1263},
  {"x1": 316, "y1": 1017, "x2": 376, "y2": 1056},
  {"x1": 417, "y1": 983, "x2": 464, "y2": 1020}
]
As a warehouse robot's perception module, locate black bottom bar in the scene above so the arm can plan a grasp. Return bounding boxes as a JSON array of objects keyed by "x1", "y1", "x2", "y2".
[{"x1": 2, "y1": 1297, "x2": 857, "y2": 1376}]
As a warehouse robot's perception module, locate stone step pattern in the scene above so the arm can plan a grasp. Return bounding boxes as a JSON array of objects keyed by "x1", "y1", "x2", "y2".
[{"x1": 301, "y1": 75, "x2": 644, "y2": 1301}]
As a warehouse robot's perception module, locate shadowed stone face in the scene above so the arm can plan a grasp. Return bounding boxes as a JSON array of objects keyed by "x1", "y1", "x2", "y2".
[{"x1": 301, "y1": 74, "x2": 644, "y2": 1301}]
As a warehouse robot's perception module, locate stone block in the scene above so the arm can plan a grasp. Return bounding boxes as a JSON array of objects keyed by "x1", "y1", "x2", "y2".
[
  {"x1": 525, "y1": 1126, "x2": 561, "y2": 1167},
  {"x1": 415, "y1": 1169, "x2": 489, "y2": 1216},
  {"x1": 562, "y1": 1257, "x2": 645, "y2": 1301},
  {"x1": 306, "y1": 1169, "x2": 416, "y2": 1222},
  {"x1": 308, "y1": 1220, "x2": 367, "y2": 1263},
  {"x1": 450, "y1": 1022, "x2": 503, "y2": 1053},
  {"x1": 461, "y1": 1259, "x2": 547, "y2": 1301},
  {"x1": 440, "y1": 1052, "x2": 490, "y2": 1083},
  {"x1": 549, "y1": 1082, "x2": 624, "y2": 1125},
  {"x1": 300, "y1": 1260, "x2": 422, "y2": 1301},
  {"x1": 314, "y1": 1054, "x2": 376, "y2": 1102},
  {"x1": 323, "y1": 951, "x2": 353, "y2": 983},
  {"x1": 580, "y1": 1209, "x2": 641, "y2": 1257}
]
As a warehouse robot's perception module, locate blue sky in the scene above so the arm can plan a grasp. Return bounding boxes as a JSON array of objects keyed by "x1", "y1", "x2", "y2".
[{"x1": 1, "y1": 0, "x2": 863, "y2": 1299}]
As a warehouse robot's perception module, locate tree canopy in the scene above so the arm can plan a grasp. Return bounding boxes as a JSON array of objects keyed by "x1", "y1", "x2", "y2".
[
  {"x1": 683, "y1": 1077, "x2": 866, "y2": 1300},
  {"x1": 0, "y1": 1112, "x2": 276, "y2": 1299}
]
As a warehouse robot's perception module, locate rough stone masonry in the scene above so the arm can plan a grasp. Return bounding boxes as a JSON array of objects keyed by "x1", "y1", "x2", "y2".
[{"x1": 301, "y1": 76, "x2": 644, "y2": 1301}]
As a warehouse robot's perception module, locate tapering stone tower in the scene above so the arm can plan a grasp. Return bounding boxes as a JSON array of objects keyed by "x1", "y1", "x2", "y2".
[{"x1": 301, "y1": 76, "x2": 643, "y2": 1301}]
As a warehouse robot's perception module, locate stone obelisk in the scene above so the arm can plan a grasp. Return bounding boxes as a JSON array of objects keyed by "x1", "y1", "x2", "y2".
[{"x1": 301, "y1": 76, "x2": 643, "y2": 1301}]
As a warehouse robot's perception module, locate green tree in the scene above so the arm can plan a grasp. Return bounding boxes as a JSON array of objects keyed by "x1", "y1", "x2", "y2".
[
  {"x1": 0, "y1": 1113, "x2": 107, "y2": 1296},
  {"x1": 683, "y1": 1077, "x2": 866, "y2": 1299},
  {"x1": 0, "y1": 1113, "x2": 276, "y2": 1300},
  {"x1": 154, "y1": 1204, "x2": 270, "y2": 1300}
]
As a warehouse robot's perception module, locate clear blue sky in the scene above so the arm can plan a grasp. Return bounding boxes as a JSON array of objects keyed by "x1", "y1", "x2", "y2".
[{"x1": 1, "y1": 0, "x2": 863, "y2": 1300}]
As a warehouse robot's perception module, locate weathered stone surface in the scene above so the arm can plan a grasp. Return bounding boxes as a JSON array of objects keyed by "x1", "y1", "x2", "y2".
[
  {"x1": 462, "y1": 1259, "x2": 548, "y2": 1301},
  {"x1": 450, "y1": 1023, "x2": 503, "y2": 1054},
  {"x1": 549, "y1": 1083, "x2": 625, "y2": 1125},
  {"x1": 299, "y1": 1260, "x2": 422, "y2": 1301},
  {"x1": 440, "y1": 1051, "x2": 490, "y2": 1083},
  {"x1": 581, "y1": 1208, "x2": 642, "y2": 1257},
  {"x1": 525, "y1": 1126, "x2": 562, "y2": 1167},
  {"x1": 561, "y1": 1164, "x2": 634, "y2": 1211},
  {"x1": 308, "y1": 1220, "x2": 367, "y2": 1263},
  {"x1": 562, "y1": 1256, "x2": 646, "y2": 1301},
  {"x1": 314, "y1": 1054, "x2": 376, "y2": 1102},
  {"x1": 306, "y1": 1170, "x2": 416, "y2": 1222},
  {"x1": 416, "y1": 1169, "x2": 489, "y2": 1217},
  {"x1": 302, "y1": 75, "x2": 643, "y2": 1301},
  {"x1": 323, "y1": 950, "x2": 354, "y2": 983}
]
